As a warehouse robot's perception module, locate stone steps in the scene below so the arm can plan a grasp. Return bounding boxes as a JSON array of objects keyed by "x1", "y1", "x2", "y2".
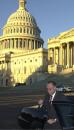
[{"x1": 31, "y1": 73, "x2": 74, "y2": 88}]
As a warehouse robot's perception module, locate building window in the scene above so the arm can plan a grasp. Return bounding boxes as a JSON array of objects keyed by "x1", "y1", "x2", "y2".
[
  {"x1": 30, "y1": 60, "x2": 32, "y2": 62},
  {"x1": 20, "y1": 28, "x2": 22, "y2": 33}
]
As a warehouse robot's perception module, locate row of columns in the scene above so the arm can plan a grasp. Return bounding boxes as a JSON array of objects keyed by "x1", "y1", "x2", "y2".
[
  {"x1": 61, "y1": 42, "x2": 74, "y2": 67},
  {"x1": 48, "y1": 47, "x2": 59, "y2": 65},
  {"x1": 48, "y1": 42, "x2": 74, "y2": 68},
  {"x1": 0, "y1": 39, "x2": 43, "y2": 50}
]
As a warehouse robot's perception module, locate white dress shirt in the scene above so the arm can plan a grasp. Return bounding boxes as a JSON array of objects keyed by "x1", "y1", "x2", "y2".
[{"x1": 51, "y1": 91, "x2": 56, "y2": 102}]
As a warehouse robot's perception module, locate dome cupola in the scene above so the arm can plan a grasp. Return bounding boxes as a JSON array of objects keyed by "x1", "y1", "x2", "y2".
[{"x1": 1, "y1": 0, "x2": 44, "y2": 51}]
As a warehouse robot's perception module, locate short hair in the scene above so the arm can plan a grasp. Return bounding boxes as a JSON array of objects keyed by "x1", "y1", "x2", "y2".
[{"x1": 47, "y1": 81, "x2": 56, "y2": 86}]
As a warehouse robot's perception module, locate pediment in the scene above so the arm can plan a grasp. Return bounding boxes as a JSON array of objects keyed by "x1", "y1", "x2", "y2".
[{"x1": 58, "y1": 28, "x2": 74, "y2": 39}]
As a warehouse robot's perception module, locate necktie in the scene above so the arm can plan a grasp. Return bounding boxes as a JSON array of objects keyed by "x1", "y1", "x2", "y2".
[{"x1": 49, "y1": 95, "x2": 52, "y2": 104}]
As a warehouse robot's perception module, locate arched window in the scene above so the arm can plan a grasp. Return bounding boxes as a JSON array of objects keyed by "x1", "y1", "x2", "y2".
[{"x1": 30, "y1": 60, "x2": 32, "y2": 62}]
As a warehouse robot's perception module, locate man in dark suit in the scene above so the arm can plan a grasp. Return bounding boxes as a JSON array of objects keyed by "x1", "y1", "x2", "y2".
[{"x1": 41, "y1": 81, "x2": 68, "y2": 130}]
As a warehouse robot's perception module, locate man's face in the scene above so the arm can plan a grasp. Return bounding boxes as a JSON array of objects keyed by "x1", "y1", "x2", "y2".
[{"x1": 47, "y1": 83, "x2": 56, "y2": 95}]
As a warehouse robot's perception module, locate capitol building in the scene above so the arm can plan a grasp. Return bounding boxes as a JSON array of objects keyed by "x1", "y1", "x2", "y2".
[
  {"x1": 0, "y1": 0, "x2": 74, "y2": 87},
  {"x1": 0, "y1": 0, "x2": 48, "y2": 87},
  {"x1": 48, "y1": 29, "x2": 74, "y2": 73}
]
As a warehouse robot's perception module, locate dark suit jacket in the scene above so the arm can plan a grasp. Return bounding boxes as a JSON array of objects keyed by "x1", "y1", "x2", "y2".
[{"x1": 42, "y1": 91, "x2": 68, "y2": 119}]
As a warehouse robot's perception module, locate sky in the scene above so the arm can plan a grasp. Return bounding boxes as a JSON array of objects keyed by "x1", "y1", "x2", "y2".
[{"x1": 0, "y1": 0, "x2": 74, "y2": 48}]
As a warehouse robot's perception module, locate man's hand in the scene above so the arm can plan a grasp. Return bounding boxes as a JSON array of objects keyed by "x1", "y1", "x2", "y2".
[
  {"x1": 38, "y1": 99, "x2": 43, "y2": 107},
  {"x1": 47, "y1": 118, "x2": 57, "y2": 124}
]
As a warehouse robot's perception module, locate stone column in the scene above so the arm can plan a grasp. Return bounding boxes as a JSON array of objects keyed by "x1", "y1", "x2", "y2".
[
  {"x1": 67, "y1": 43, "x2": 69, "y2": 68},
  {"x1": 73, "y1": 43, "x2": 74, "y2": 65},
  {"x1": 60, "y1": 44, "x2": 63, "y2": 65},
  {"x1": 62, "y1": 46, "x2": 64, "y2": 66},
  {"x1": 54, "y1": 48, "x2": 56, "y2": 64},
  {"x1": 29, "y1": 40, "x2": 32, "y2": 50},
  {"x1": 34, "y1": 40, "x2": 36, "y2": 50},
  {"x1": 70, "y1": 44, "x2": 73, "y2": 67},
  {"x1": 57, "y1": 47, "x2": 59, "y2": 64},
  {"x1": 64, "y1": 46, "x2": 66, "y2": 66},
  {"x1": 7, "y1": 40, "x2": 9, "y2": 48},
  {"x1": 14, "y1": 39, "x2": 16, "y2": 49}
]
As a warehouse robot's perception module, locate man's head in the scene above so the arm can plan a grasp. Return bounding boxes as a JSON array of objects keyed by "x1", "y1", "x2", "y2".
[{"x1": 46, "y1": 81, "x2": 57, "y2": 96}]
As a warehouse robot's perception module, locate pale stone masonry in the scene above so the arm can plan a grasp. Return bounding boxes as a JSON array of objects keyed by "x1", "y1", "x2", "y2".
[{"x1": 0, "y1": 0, "x2": 48, "y2": 87}]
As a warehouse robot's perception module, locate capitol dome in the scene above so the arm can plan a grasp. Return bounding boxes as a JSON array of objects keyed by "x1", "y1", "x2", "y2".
[{"x1": 1, "y1": 0, "x2": 44, "y2": 51}]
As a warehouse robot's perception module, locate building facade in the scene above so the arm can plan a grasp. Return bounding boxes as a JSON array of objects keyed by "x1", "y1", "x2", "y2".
[
  {"x1": 0, "y1": 0, "x2": 48, "y2": 87},
  {"x1": 48, "y1": 29, "x2": 74, "y2": 73}
]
